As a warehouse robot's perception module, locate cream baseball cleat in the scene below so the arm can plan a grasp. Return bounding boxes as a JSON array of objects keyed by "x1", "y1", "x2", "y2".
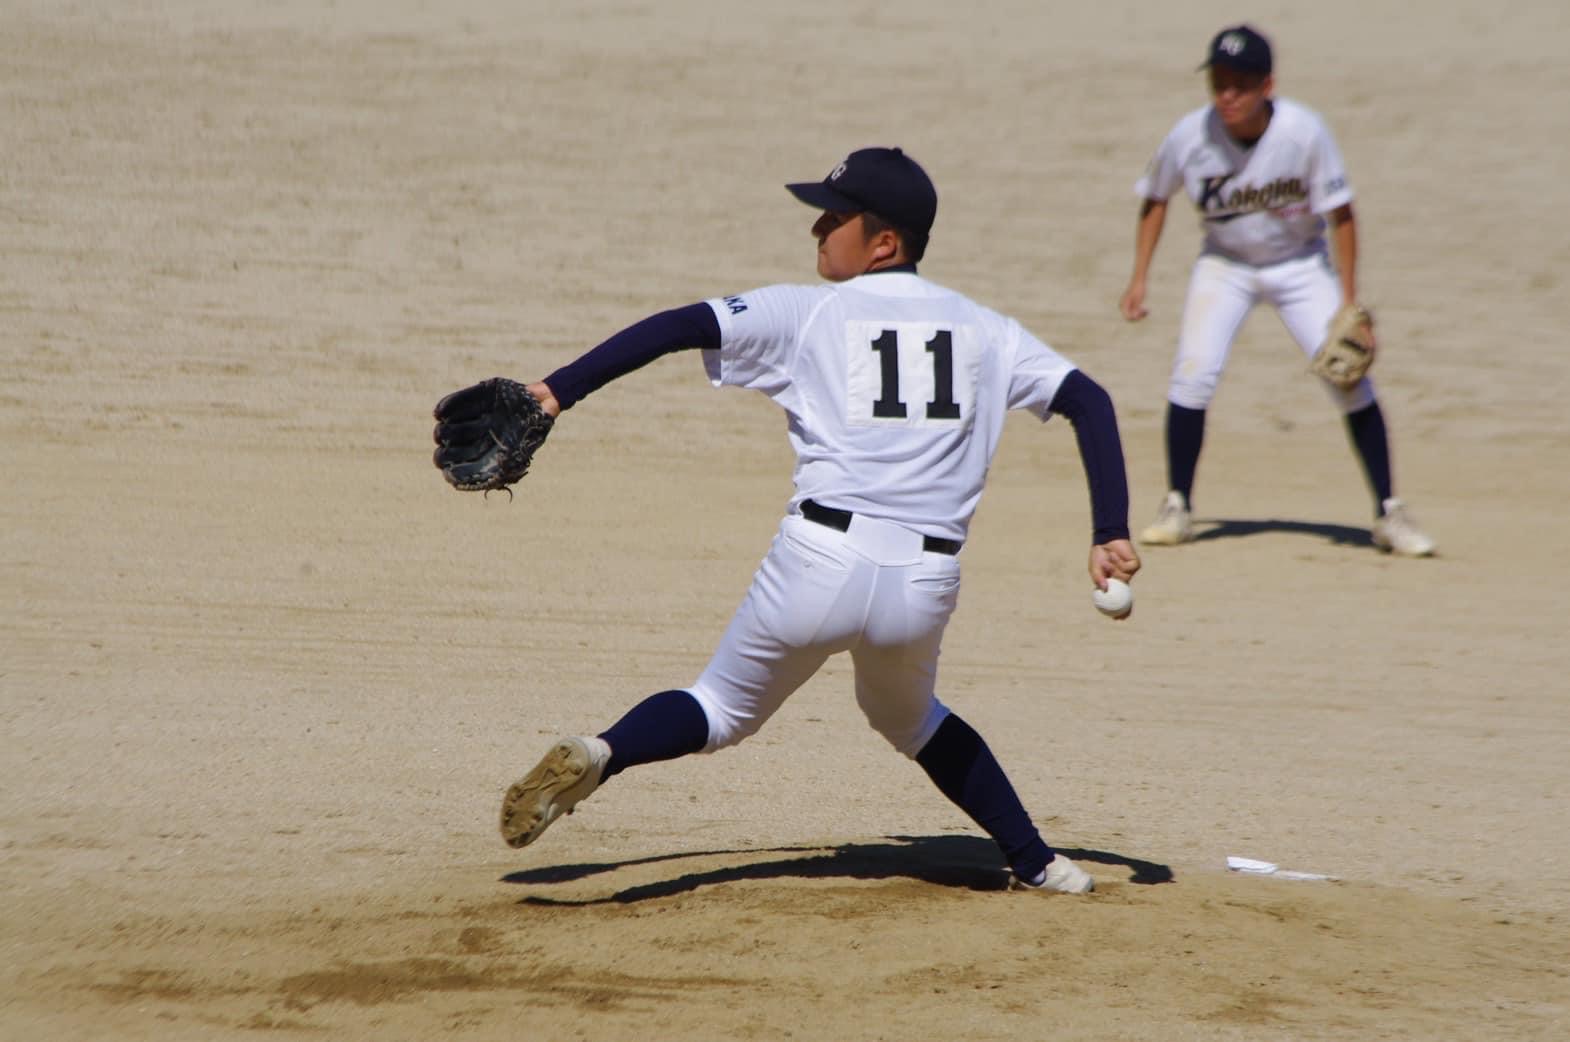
[
  {"x1": 500, "y1": 736, "x2": 611, "y2": 849},
  {"x1": 1371, "y1": 497, "x2": 1436, "y2": 557},
  {"x1": 1139, "y1": 490, "x2": 1193, "y2": 545},
  {"x1": 1008, "y1": 854, "x2": 1095, "y2": 894}
]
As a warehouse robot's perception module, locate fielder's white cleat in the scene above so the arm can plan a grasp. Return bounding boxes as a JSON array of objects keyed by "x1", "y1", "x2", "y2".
[
  {"x1": 1139, "y1": 490, "x2": 1193, "y2": 546},
  {"x1": 1371, "y1": 497, "x2": 1436, "y2": 557},
  {"x1": 1008, "y1": 854, "x2": 1095, "y2": 895},
  {"x1": 500, "y1": 735, "x2": 611, "y2": 849}
]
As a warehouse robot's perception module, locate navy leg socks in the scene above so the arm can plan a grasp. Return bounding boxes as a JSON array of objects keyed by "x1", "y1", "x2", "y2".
[
  {"x1": 916, "y1": 714, "x2": 1053, "y2": 882},
  {"x1": 1166, "y1": 402, "x2": 1207, "y2": 504},
  {"x1": 1345, "y1": 401, "x2": 1394, "y2": 508},
  {"x1": 597, "y1": 689, "x2": 710, "y2": 780}
]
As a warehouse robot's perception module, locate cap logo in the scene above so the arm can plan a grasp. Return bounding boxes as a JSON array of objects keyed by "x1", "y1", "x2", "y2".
[
  {"x1": 1220, "y1": 32, "x2": 1247, "y2": 55},
  {"x1": 828, "y1": 161, "x2": 848, "y2": 182}
]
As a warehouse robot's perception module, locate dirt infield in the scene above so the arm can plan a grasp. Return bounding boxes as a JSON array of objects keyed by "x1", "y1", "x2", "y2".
[{"x1": 4, "y1": 2, "x2": 1567, "y2": 1039}]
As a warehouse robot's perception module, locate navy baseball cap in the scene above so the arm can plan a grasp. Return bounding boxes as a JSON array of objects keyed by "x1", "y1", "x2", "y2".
[
  {"x1": 785, "y1": 147, "x2": 938, "y2": 243},
  {"x1": 1200, "y1": 25, "x2": 1273, "y2": 75}
]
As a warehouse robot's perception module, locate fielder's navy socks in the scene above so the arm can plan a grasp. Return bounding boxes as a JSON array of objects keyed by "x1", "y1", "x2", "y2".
[
  {"x1": 1165, "y1": 402, "x2": 1206, "y2": 505},
  {"x1": 1345, "y1": 401, "x2": 1394, "y2": 507},
  {"x1": 597, "y1": 689, "x2": 710, "y2": 780},
  {"x1": 916, "y1": 714, "x2": 1053, "y2": 883}
]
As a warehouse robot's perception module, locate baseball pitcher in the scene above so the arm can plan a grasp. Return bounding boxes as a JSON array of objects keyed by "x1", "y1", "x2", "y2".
[{"x1": 436, "y1": 147, "x2": 1140, "y2": 894}]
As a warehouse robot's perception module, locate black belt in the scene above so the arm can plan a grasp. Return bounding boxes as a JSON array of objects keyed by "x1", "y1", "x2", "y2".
[{"x1": 799, "y1": 499, "x2": 962, "y2": 556}]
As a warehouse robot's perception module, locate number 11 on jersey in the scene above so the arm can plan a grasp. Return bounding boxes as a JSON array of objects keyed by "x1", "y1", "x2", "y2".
[{"x1": 846, "y1": 322, "x2": 978, "y2": 429}]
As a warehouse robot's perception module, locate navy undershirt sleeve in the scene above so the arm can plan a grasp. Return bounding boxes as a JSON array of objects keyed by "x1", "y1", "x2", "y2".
[
  {"x1": 544, "y1": 302, "x2": 721, "y2": 410},
  {"x1": 1047, "y1": 370, "x2": 1132, "y2": 543}
]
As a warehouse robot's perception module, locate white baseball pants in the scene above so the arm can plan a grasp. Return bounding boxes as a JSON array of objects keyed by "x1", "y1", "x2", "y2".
[
  {"x1": 1168, "y1": 251, "x2": 1377, "y2": 414},
  {"x1": 686, "y1": 513, "x2": 958, "y2": 757}
]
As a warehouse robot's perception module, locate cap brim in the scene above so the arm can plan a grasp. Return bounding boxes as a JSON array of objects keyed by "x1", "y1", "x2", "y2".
[
  {"x1": 785, "y1": 181, "x2": 861, "y2": 213},
  {"x1": 1198, "y1": 56, "x2": 1270, "y2": 74}
]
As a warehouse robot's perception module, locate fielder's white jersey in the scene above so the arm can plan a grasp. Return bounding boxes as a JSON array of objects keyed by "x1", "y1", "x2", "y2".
[
  {"x1": 703, "y1": 272, "x2": 1076, "y2": 542},
  {"x1": 1136, "y1": 97, "x2": 1354, "y2": 267}
]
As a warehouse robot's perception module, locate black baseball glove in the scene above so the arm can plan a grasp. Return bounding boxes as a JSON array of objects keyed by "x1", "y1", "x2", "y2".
[{"x1": 432, "y1": 377, "x2": 554, "y2": 493}]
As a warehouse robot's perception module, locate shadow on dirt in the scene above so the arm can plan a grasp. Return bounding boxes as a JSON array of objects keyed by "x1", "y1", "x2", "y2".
[
  {"x1": 502, "y1": 835, "x2": 1172, "y2": 904},
  {"x1": 1189, "y1": 517, "x2": 1372, "y2": 547}
]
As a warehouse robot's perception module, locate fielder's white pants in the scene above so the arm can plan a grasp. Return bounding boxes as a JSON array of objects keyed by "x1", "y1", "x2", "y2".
[
  {"x1": 1169, "y1": 251, "x2": 1377, "y2": 414},
  {"x1": 686, "y1": 513, "x2": 958, "y2": 758}
]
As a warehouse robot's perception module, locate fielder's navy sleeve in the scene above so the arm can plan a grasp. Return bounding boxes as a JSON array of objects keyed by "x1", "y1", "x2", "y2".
[
  {"x1": 1048, "y1": 370, "x2": 1131, "y2": 544},
  {"x1": 544, "y1": 303, "x2": 721, "y2": 410}
]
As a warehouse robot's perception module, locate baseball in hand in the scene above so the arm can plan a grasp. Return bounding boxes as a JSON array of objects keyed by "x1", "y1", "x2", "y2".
[{"x1": 1092, "y1": 578, "x2": 1133, "y2": 619}]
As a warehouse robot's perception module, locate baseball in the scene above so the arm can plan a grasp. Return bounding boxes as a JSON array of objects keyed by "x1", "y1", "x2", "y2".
[{"x1": 1092, "y1": 578, "x2": 1133, "y2": 619}]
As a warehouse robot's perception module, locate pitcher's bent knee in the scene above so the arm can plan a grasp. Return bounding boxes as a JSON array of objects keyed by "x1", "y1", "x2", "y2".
[
  {"x1": 685, "y1": 683, "x2": 761, "y2": 752},
  {"x1": 877, "y1": 701, "x2": 951, "y2": 759}
]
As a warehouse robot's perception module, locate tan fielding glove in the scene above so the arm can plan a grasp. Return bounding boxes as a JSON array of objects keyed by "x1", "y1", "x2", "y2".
[{"x1": 1309, "y1": 304, "x2": 1376, "y2": 390}]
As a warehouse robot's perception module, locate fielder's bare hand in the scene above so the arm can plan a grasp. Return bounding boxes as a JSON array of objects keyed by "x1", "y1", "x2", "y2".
[{"x1": 1119, "y1": 281, "x2": 1149, "y2": 322}]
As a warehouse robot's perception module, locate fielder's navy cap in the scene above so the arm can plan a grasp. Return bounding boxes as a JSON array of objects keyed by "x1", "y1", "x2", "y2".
[
  {"x1": 785, "y1": 146, "x2": 938, "y2": 243},
  {"x1": 1200, "y1": 25, "x2": 1273, "y2": 75}
]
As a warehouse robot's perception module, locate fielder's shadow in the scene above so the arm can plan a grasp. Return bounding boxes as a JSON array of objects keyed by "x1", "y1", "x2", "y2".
[
  {"x1": 1190, "y1": 517, "x2": 1372, "y2": 549},
  {"x1": 501, "y1": 835, "x2": 1172, "y2": 906}
]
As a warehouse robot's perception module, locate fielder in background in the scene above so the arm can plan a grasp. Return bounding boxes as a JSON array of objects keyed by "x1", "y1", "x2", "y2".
[
  {"x1": 477, "y1": 147, "x2": 1140, "y2": 894},
  {"x1": 1118, "y1": 24, "x2": 1436, "y2": 556}
]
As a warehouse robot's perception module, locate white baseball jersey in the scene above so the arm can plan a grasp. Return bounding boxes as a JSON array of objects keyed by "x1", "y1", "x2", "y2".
[
  {"x1": 1136, "y1": 97, "x2": 1353, "y2": 267},
  {"x1": 702, "y1": 272, "x2": 1078, "y2": 542}
]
